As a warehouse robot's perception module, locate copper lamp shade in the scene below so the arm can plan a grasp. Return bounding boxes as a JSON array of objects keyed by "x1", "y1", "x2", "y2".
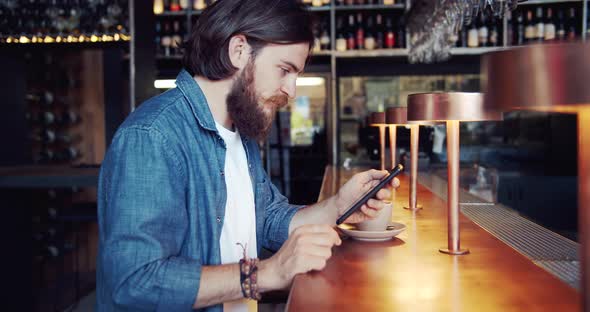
[
  {"x1": 370, "y1": 112, "x2": 387, "y2": 170},
  {"x1": 408, "y1": 92, "x2": 501, "y2": 122},
  {"x1": 483, "y1": 43, "x2": 590, "y2": 113},
  {"x1": 482, "y1": 42, "x2": 590, "y2": 311},
  {"x1": 408, "y1": 92, "x2": 501, "y2": 256},
  {"x1": 386, "y1": 107, "x2": 408, "y2": 125}
]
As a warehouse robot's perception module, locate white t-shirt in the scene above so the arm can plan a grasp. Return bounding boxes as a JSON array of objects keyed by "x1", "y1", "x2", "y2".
[{"x1": 215, "y1": 122, "x2": 258, "y2": 312}]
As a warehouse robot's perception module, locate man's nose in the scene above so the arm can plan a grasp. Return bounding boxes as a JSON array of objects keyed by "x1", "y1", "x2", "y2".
[{"x1": 280, "y1": 79, "x2": 296, "y2": 100}]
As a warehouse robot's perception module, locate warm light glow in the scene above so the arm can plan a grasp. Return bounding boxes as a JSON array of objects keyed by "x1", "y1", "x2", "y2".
[
  {"x1": 31, "y1": 36, "x2": 38, "y2": 43},
  {"x1": 90, "y1": 35, "x2": 99, "y2": 42},
  {"x1": 296, "y1": 77, "x2": 324, "y2": 87},
  {"x1": 114, "y1": 33, "x2": 121, "y2": 41},
  {"x1": 19, "y1": 36, "x2": 30, "y2": 43},
  {"x1": 154, "y1": 79, "x2": 177, "y2": 89},
  {"x1": 78, "y1": 35, "x2": 85, "y2": 42},
  {"x1": 6, "y1": 37, "x2": 13, "y2": 43},
  {"x1": 56, "y1": 36, "x2": 63, "y2": 43},
  {"x1": 44, "y1": 36, "x2": 55, "y2": 43},
  {"x1": 120, "y1": 33, "x2": 131, "y2": 41}
]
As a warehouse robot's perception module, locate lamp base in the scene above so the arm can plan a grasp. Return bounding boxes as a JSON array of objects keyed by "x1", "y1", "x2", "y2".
[
  {"x1": 439, "y1": 248, "x2": 470, "y2": 255},
  {"x1": 403, "y1": 204, "x2": 423, "y2": 211}
]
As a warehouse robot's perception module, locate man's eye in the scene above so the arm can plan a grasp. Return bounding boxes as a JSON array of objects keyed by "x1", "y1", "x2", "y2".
[{"x1": 280, "y1": 68, "x2": 289, "y2": 75}]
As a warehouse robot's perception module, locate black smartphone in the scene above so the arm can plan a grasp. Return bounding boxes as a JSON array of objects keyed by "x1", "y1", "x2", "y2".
[{"x1": 335, "y1": 164, "x2": 404, "y2": 225}]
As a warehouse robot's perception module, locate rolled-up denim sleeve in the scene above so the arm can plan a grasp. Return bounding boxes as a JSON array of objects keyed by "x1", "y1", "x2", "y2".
[
  {"x1": 261, "y1": 172, "x2": 304, "y2": 251},
  {"x1": 98, "y1": 127, "x2": 201, "y2": 310}
]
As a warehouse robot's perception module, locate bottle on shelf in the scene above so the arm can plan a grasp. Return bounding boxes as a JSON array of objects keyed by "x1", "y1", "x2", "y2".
[
  {"x1": 478, "y1": 13, "x2": 488, "y2": 47},
  {"x1": 535, "y1": 6, "x2": 544, "y2": 43},
  {"x1": 346, "y1": 14, "x2": 356, "y2": 50},
  {"x1": 194, "y1": 0, "x2": 207, "y2": 10},
  {"x1": 336, "y1": 16, "x2": 347, "y2": 51},
  {"x1": 566, "y1": 7, "x2": 576, "y2": 41},
  {"x1": 396, "y1": 16, "x2": 405, "y2": 48},
  {"x1": 364, "y1": 15, "x2": 376, "y2": 50},
  {"x1": 169, "y1": 0, "x2": 181, "y2": 12},
  {"x1": 489, "y1": 16, "x2": 499, "y2": 47},
  {"x1": 179, "y1": 0, "x2": 190, "y2": 10},
  {"x1": 161, "y1": 21, "x2": 173, "y2": 57},
  {"x1": 312, "y1": 0, "x2": 323, "y2": 7},
  {"x1": 375, "y1": 14, "x2": 384, "y2": 49},
  {"x1": 524, "y1": 10, "x2": 535, "y2": 43},
  {"x1": 467, "y1": 20, "x2": 479, "y2": 48},
  {"x1": 155, "y1": 21, "x2": 162, "y2": 55},
  {"x1": 556, "y1": 9, "x2": 566, "y2": 41},
  {"x1": 320, "y1": 22, "x2": 331, "y2": 51},
  {"x1": 355, "y1": 13, "x2": 365, "y2": 50},
  {"x1": 172, "y1": 20, "x2": 183, "y2": 55},
  {"x1": 544, "y1": 8, "x2": 556, "y2": 42},
  {"x1": 312, "y1": 23, "x2": 322, "y2": 53},
  {"x1": 385, "y1": 17, "x2": 395, "y2": 49},
  {"x1": 154, "y1": 0, "x2": 164, "y2": 14},
  {"x1": 515, "y1": 11, "x2": 524, "y2": 45},
  {"x1": 458, "y1": 24, "x2": 467, "y2": 47}
]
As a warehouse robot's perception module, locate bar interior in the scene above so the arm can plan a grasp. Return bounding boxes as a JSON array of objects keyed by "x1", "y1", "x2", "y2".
[{"x1": 1, "y1": 0, "x2": 588, "y2": 311}]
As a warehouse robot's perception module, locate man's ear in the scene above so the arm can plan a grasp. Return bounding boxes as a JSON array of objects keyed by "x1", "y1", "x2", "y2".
[{"x1": 228, "y1": 34, "x2": 251, "y2": 70}]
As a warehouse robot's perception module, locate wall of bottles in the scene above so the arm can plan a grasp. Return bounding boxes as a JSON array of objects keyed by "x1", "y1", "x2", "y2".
[
  {"x1": 0, "y1": 0, "x2": 130, "y2": 44},
  {"x1": 507, "y1": 2, "x2": 584, "y2": 46},
  {"x1": 25, "y1": 52, "x2": 85, "y2": 164}
]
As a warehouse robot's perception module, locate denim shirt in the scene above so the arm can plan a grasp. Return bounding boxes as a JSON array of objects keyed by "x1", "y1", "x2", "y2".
[{"x1": 96, "y1": 69, "x2": 303, "y2": 311}]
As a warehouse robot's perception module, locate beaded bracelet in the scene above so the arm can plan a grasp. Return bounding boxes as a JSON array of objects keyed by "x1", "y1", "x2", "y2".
[{"x1": 237, "y1": 243, "x2": 261, "y2": 300}]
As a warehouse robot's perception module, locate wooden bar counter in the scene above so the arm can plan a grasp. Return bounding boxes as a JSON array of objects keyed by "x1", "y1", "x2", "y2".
[{"x1": 286, "y1": 166, "x2": 580, "y2": 311}]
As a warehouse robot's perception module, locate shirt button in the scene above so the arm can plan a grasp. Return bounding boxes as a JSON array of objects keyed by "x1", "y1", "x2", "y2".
[
  {"x1": 248, "y1": 163, "x2": 252, "y2": 169},
  {"x1": 220, "y1": 170, "x2": 224, "y2": 176},
  {"x1": 216, "y1": 217, "x2": 221, "y2": 224}
]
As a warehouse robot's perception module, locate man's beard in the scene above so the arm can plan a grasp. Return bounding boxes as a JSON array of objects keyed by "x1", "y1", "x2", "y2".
[{"x1": 226, "y1": 60, "x2": 288, "y2": 141}]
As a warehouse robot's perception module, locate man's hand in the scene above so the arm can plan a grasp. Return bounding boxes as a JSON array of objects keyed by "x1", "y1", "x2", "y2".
[
  {"x1": 258, "y1": 224, "x2": 341, "y2": 291},
  {"x1": 334, "y1": 169, "x2": 400, "y2": 224}
]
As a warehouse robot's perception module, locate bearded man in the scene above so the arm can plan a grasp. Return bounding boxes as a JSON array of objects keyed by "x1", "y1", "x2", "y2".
[{"x1": 96, "y1": 1, "x2": 399, "y2": 311}]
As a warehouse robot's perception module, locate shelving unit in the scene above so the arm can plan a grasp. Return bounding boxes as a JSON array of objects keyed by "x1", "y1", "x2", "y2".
[{"x1": 151, "y1": 0, "x2": 588, "y2": 167}]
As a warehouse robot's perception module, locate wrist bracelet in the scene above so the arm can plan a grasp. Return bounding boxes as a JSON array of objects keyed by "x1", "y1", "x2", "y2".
[{"x1": 237, "y1": 243, "x2": 261, "y2": 300}]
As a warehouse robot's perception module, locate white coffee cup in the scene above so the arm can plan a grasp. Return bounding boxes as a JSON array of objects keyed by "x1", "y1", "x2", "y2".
[{"x1": 356, "y1": 201, "x2": 393, "y2": 231}]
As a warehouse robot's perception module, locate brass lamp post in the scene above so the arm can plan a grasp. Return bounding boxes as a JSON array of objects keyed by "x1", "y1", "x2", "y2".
[
  {"x1": 483, "y1": 43, "x2": 590, "y2": 310},
  {"x1": 408, "y1": 92, "x2": 501, "y2": 255}
]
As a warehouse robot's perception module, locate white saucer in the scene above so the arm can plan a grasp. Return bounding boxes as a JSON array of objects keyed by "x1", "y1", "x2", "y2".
[{"x1": 337, "y1": 222, "x2": 406, "y2": 242}]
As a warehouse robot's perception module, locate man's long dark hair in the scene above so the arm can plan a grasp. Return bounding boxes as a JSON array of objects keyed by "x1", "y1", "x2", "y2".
[{"x1": 182, "y1": 0, "x2": 314, "y2": 80}]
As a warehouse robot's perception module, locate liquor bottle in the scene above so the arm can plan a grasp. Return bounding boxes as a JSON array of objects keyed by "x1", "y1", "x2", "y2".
[
  {"x1": 516, "y1": 11, "x2": 524, "y2": 45},
  {"x1": 478, "y1": 13, "x2": 488, "y2": 47},
  {"x1": 336, "y1": 0, "x2": 345, "y2": 5},
  {"x1": 566, "y1": 8, "x2": 576, "y2": 41},
  {"x1": 524, "y1": 10, "x2": 535, "y2": 43},
  {"x1": 312, "y1": 23, "x2": 321, "y2": 53},
  {"x1": 59, "y1": 109, "x2": 80, "y2": 125},
  {"x1": 506, "y1": 11, "x2": 513, "y2": 46},
  {"x1": 169, "y1": 0, "x2": 181, "y2": 12},
  {"x1": 335, "y1": 17, "x2": 347, "y2": 51},
  {"x1": 194, "y1": 0, "x2": 206, "y2": 10},
  {"x1": 179, "y1": 0, "x2": 189, "y2": 10},
  {"x1": 467, "y1": 21, "x2": 478, "y2": 48},
  {"x1": 26, "y1": 91, "x2": 55, "y2": 107},
  {"x1": 155, "y1": 21, "x2": 162, "y2": 54},
  {"x1": 544, "y1": 8, "x2": 556, "y2": 42},
  {"x1": 172, "y1": 20, "x2": 183, "y2": 55},
  {"x1": 364, "y1": 15, "x2": 375, "y2": 50},
  {"x1": 312, "y1": 0, "x2": 323, "y2": 7},
  {"x1": 556, "y1": 9, "x2": 566, "y2": 41},
  {"x1": 458, "y1": 25, "x2": 467, "y2": 47},
  {"x1": 320, "y1": 23, "x2": 331, "y2": 50},
  {"x1": 346, "y1": 14, "x2": 356, "y2": 50},
  {"x1": 385, "y1": 17, "x2": 395, "y2": 49},
  {"x1": 355, "y1": 13, "x2": 364, "y2": 50},
  {"x1": 489, "y1": 16, "x2": 499, "y2": 47},
  {"x1": 535, "y1": 6, "x2": 544, "y2": 42},
  {"x1": 375, "y1": 14, "x2": 384, "y2": 49},
  {"x1": 322, "y1": 0, "x2": 331, "y2": 5},
  {"x1": 161, "y1": 21, "x2": 172, "y2": 57},
  {"x1": 396, "y1": 17, "x2": 405, "y2": 48}
]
